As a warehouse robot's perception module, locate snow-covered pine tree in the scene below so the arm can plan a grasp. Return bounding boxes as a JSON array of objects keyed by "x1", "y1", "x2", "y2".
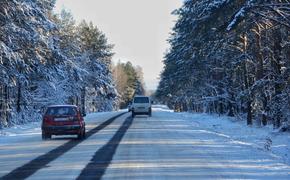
[
  {"x1": 0, "y1": 1, "x2": 119, "y2": 127},
  {"x1": 77, "y1": 21, "x2": 117, "y2": 112},
  {"x1": 157, "y1": 0, "x2": 290, "y2": 128},
  {"x1": 0, "y1": 0, "x2": 66, "y2": 126}
]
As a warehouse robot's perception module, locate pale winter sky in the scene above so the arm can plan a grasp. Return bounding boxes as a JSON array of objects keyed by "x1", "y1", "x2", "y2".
[{"x1": 54, "y1": 0, "x2": 183, "y2": 90}]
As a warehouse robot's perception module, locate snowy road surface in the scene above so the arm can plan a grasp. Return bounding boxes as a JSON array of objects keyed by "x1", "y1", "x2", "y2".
[{"x1": 0, "y1": 106, "x2": 290, "y2": 179}]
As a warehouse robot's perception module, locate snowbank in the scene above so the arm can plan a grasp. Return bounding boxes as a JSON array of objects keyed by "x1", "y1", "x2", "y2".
[{"x1": 178, "y1": 112, "x2": 290, "y2": 165}]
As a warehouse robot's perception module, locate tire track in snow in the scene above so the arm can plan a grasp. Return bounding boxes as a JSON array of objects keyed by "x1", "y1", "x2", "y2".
[
  {"x1": 77, "y1": 116, "x2": 134, "y2": 180},
  {"x1": 0, "y1": 112, "x2": 127, "y2": 180}
]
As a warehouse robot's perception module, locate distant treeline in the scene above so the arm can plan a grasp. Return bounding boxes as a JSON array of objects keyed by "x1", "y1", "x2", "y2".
[
  {"x1": 113, "y1": 61, "x2": 146, "y2": 109},
  {"x1": 157, "y1": 0, "x2": 290, "y2": 128}
]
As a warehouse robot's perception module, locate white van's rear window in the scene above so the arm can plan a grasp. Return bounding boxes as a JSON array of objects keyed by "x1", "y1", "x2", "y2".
[{"x1": 134, "y1": 97, "x2": 149, "y2": 103}]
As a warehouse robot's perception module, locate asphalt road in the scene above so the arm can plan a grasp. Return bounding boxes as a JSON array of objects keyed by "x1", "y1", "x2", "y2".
[{"x1": 0, "y1": 107, "x2": 290, "y2": 180}]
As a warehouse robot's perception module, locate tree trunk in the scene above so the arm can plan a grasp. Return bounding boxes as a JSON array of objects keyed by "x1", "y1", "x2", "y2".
[
  {"x1": 4, "y1": 85, "x2": 9, "y2": 125},
  {"x1": 255, "y1": 24, "x2": 264, "y2": 81},
  {"x1": 17, "y1": 83, "x2": 21, "y2": 113},
  {"x1": 272, "y1": 29, "x2": 283, "y2": 128},
  {"x1": 243, "y1": 65, "x2": 251, "y2": 124},
  {"x1": 81, "y1": 87, "x2": 86, "y2": 114},
  {"x1": 254, "y1": 24, "x2": 266, "y2": 126},
  {"x1": 262, "y1": 113, "x2": 267, "y2": 126},
  {"x1": 247, "y1": 101, "x2": 252, "y2": 125},
  {"x1": 0, "y1": 85, "x2": 2, "y2": 127},
  {"x1": 241, "y1": 33, "x2": 253, "y2": 125},
  {"x1": 219, "y1": 100, "x2": 224, "y2": 115}
]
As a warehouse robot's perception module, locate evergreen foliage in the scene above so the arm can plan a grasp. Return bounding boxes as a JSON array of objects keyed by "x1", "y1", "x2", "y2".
[
  {"x1": 0, "y1": 1, "x2": 117, "y2": 127},
  {"x1": 157, "y1": 0, "x2": 290, "y2": 128},
  {"x1": 113, "y1": 61, "x2": 146, "y2": 108}
]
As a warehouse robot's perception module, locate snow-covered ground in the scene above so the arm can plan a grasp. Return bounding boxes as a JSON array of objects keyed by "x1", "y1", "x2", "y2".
[
  {"x1": 153, "y1": 105, "x2": 290, "y2": 166},
  {"x1": 157, "y1": 105, "x2": 290, "y2": 165},
  {"x1": 0, "y1": 106, "x2": 289, "y2": 179},
  {"x1": 177, "y1": 111, "x2": 290, "y2": 166}
]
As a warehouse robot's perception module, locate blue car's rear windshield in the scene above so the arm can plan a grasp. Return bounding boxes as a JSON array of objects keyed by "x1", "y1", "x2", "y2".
[
  {"x1": 45, "y1": 107, "x2": 77, "y2": 116},
  {"x1": 134, "y1": 97, "x2": 149, "y2": 103}
]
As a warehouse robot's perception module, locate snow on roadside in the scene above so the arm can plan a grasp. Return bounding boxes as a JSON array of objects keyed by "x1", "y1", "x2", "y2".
[
  {"x1": 0, "y1": 110, "x2": 125, "y2": 139},
  {"x1": 178, "y1": 112, "x2": 290, "y2": 165},
  {"x1": 0, "y1": 121, "x2": 42, "y2": 137}
]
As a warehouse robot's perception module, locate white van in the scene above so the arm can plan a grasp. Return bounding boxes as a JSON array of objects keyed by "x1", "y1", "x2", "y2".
[{"x1": 131, "y1": 96, "x2": 152, "y2": 117}]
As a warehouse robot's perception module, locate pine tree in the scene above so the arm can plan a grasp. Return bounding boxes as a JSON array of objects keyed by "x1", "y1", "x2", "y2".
[
  {"x1": 157, "y1": 0, "x2": 290, "y2": 128},
  {"x1": 0, "y1": 1, "x2": 119, "y2": 127}
]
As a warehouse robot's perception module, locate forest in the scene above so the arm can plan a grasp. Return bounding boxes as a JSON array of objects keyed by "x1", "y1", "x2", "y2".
[
  {"x1": 113, "y1": 61, "x2": 146, "y2": 109},
  {"x1": 157, "y1": 0, "x2": 290, "y2": 129},
  {"x1": 0, "y1": 0, "x2": 144, "y2": 127}
]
